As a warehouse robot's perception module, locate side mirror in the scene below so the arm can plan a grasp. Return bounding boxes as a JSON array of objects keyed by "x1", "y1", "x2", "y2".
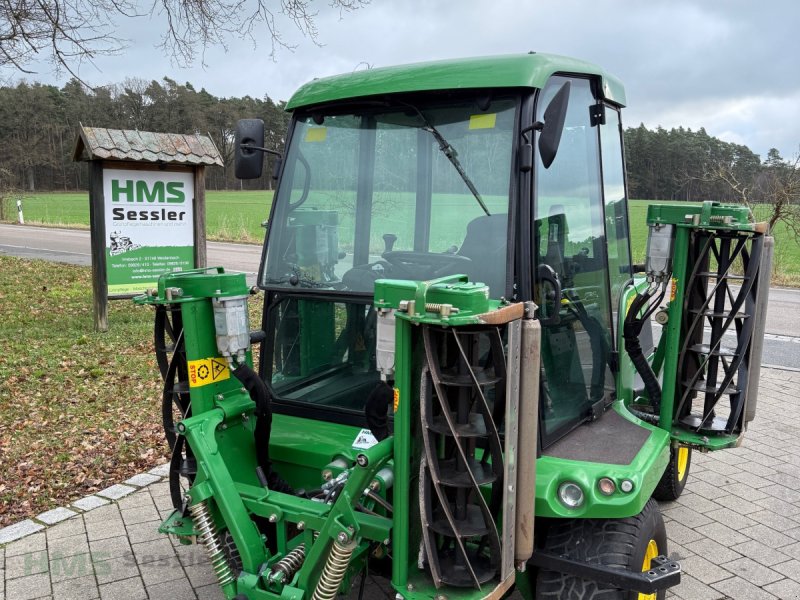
[
  {"x1": 538, "y1": 81, "x2": 571, "y2": 169},
  {"x1": 235, "y1": 119, "x2": 265, "y2": 179}
]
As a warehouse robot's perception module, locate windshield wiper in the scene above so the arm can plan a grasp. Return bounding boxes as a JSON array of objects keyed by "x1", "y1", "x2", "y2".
[{"x1": 404, "y1": 104, "x2": 490, "y2": 217}]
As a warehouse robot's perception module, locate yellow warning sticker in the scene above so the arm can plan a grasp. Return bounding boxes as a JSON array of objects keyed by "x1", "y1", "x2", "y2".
[
  {"x1": 187, "y1": 357, "x2": 230, "y2": 388},
  {"x1": 469, "y1": 113, "x2": 496, "y2": 130},
  {"x1": 393, "y1": 387, "x2": 400, "y2": 413},
  {"x1": 305, "y1": 127, "x2": 327, "y2": 142},
  {"x1": 670, "y1": 277, "x2": 678, "y2": 302}
]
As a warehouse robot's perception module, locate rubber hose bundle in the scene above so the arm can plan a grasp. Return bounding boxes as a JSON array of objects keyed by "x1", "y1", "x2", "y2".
[
  {"x1": 365, "y1": 381, "x2": 393, "y2": 442},
  {"x1": 232, "y1": 363, "x2": 294, "y2": 494},
  {"x1": 623, "y1": 291, "x2": 662, "y2": 418}
]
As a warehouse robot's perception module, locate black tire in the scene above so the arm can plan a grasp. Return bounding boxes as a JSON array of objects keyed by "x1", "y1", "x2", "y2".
[
  {"x1": 653, "y1": 446, "x2": 691, "y2": 501},
  {"x1": 535, "y1": 498, "x2": 667, "y2": 600}
]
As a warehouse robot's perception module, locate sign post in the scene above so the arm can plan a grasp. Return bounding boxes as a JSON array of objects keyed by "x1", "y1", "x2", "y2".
[{"x1": 74, "y1": 127, "x2": 222, "y2": 331}]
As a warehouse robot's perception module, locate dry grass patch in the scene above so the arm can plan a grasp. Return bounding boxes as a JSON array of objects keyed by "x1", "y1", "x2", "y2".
[{"x1": 0, "y1": 256, "x2": 165, "y2": 526}]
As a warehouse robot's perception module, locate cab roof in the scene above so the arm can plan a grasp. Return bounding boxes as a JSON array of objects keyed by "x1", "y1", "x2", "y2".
[{"x1": 286, "y1": 53, "x2": 626, "y2": 111}]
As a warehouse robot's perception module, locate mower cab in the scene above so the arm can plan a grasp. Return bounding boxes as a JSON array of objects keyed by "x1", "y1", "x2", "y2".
[{"x1": 136, "y1": 54, "x2": 772, "y2": 600}]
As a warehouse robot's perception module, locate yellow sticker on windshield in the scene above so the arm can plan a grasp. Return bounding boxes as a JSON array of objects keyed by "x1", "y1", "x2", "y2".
[
  {"x1": 305, "y1": 127, "x2": 327, "y2": 142},
  {"x1": 469, "y1": 113, "x2": 496, "y2": 130}
]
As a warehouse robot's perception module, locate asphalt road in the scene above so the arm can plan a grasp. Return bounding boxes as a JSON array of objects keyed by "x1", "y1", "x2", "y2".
[
  {"x1": 1, "y1": 222, "x2": 798, "y2": 369},
  {"x1": 0, "y1": 223, "x2": 263, "y2": 281}
]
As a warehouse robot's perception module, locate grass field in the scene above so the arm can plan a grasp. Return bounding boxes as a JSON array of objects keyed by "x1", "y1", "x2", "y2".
[
  {"x1": 1, "y1": 190, "x2": 274, "y2": 243},
  {"x1": 2, "y1": 192, "x2": 797, "y2": 285}
]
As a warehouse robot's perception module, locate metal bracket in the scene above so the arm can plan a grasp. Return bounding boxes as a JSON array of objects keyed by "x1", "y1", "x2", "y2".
[{"x1": 528, "y1": 551, "x2": 681, "y2": 594}]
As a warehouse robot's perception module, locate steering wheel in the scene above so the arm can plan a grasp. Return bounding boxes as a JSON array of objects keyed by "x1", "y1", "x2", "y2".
[{"x1": 382, "y1": 251, "x2": 472, "y2": 280}]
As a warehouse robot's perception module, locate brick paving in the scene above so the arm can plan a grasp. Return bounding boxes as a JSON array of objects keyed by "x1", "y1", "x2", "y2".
[{"x1": 1, "y1": 366, "x2": 799, "y2": 599}]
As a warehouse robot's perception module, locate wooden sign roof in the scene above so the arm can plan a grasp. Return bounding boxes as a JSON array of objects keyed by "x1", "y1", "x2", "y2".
[{"x1": 73, "y1": 126, "x2": 223, "y2": 167}]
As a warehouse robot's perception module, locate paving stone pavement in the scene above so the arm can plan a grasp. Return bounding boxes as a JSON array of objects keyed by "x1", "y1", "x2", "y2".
[{"x1": 1, "y1": 367, "x2": 799, "y2": 599}]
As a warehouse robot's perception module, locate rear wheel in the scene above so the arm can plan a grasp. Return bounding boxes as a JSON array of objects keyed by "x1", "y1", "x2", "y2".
[
  {"x1": 535, "y1": 498, "x2": 667, "y2": 599},
  {"x1": 653, "y1": 446, "x2": 691, "y2": 501}
]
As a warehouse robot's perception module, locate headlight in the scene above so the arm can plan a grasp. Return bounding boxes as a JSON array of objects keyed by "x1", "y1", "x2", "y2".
[{"x1": 558, "y1": 481, "x2": 585, "y2": 509}]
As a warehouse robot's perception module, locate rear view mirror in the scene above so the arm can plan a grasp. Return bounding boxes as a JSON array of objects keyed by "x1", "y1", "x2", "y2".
[
  {"x1": 538, "y1": 81, "x2": 571, "y2": 169},
  {"x1": 235, "y1": 119, "x2": 265, "y2": 179}
]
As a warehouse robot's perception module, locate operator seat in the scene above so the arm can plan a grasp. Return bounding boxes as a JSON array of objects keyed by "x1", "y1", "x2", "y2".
[{"x1": 457, "y1": 213, "x2": 508, "y2": 297}]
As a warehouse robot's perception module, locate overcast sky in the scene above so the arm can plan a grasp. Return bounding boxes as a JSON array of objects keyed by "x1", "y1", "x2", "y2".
[{"x1": 6, "y1": 0, "x2": 799, "y2": 160}]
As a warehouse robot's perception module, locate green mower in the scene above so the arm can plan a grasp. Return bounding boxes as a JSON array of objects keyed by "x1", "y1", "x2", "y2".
[{"x1": 136, "y1": 53, "x2": 773, "y2": 599}]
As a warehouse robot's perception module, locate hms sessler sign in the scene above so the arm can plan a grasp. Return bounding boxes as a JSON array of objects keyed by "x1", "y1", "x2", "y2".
[
  {"x1": 110, "y1": 177, "x2": 188, "y2": 221},
  {"x1": 102, "y1": 168, "x2": 195, "y2": 294}
]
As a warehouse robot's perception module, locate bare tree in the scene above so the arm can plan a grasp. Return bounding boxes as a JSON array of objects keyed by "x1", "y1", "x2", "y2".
[
  {"x1": 753, "y1": 150, "x2": 800, "y2": 240},
  {"x1": 1, "y1": 0, "x2": 368, "y2": 81},
  {"x1": 692, "y1": 147, "x2": 800, "y2": 240}
]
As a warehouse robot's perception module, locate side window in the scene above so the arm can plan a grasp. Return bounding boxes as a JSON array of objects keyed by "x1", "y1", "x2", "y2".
[{"x1": 534, "y1": 76, "x2": 615, "y2": 446}]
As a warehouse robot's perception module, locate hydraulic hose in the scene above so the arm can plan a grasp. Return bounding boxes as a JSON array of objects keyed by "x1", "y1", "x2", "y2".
[
  {"x1": 623, "y1": 290, "x2": 662, "y2": 418},
  {"x1": 365, "y1": 381, "x2": 393, "y2": 442},
  {"x1": 566, "y1": 298, "x2": 610, "y2": 404},
  {"x1": 232, "y1": 362, "x2": 293, "y2": 494}
]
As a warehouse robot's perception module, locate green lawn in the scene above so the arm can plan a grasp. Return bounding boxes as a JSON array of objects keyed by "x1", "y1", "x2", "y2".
[
  {"x1": 3, "y1": 192, "x2": 797, "y2": 285},
  {"x1": 3, "y1": 190, "x2": 274, "y2": 243}
]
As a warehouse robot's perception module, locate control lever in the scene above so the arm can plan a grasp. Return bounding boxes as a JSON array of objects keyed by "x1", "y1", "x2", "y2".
[{"x1": 382, "y1": 234, "x2": 397, "y2": 254}]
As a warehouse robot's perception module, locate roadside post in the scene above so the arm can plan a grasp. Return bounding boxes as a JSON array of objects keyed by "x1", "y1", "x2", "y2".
[{"x1": 73, "y1": 127, "x2": 222, "y2": 332}]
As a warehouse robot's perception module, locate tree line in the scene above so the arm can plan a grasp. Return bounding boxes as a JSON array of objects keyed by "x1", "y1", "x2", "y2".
[
  {"x1": 0, "y1": 78, "x2": 290, "y2": 193},
  {"x1": 0, "y1": 77, "x2": 793, "y2": 206}
]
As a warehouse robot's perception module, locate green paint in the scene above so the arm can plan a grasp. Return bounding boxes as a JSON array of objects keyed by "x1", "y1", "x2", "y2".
[
  {"x1": 646, "y1": 201, "x2": 757, "y2": 231},
  {"x1": 287, "y1": 53, "x2": 626, "y2": 110},
  {"x1": 374, "y1": 275, "x2": 500, "y2": 327},
  {"x1": 391, "y1": 316, "x2": 412, "y2": 591},
  {"x1": 535, "y1": 403, "x2": 671, "y2": 519}
]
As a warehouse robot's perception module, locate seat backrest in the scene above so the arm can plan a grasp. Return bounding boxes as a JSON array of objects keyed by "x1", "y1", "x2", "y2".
[{"x1": 457, "y1": 213, "x2": 508, "y2": 296}]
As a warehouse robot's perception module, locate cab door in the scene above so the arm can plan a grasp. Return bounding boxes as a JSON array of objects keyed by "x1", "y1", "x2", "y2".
[{"x1": 533, "y1": 76, "x2": 617, "y2": 448}]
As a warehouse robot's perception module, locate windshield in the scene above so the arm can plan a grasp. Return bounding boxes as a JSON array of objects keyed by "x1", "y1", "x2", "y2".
[{"x1": 262, "y1": 98, "x2": 518, "y2": 298}]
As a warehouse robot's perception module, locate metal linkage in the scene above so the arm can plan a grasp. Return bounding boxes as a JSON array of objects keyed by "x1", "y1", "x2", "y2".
[{"x1": 188, "y1": 500, "x2": 235, "y2": 588}]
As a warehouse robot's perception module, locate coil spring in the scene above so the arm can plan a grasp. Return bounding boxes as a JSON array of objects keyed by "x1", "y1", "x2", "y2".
[
  {"x1": 310, "y1": 538, "x2": 357, "y2": 600},
  {"x1": 188, "y1": 500, "x2": 235, "y2": 587},
  {"x1": 424, "y1": 303, "x2": 459, "y2": 315},
  {"x1": 269, "y1": 544, "x2": 306, "y2": 583}
]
